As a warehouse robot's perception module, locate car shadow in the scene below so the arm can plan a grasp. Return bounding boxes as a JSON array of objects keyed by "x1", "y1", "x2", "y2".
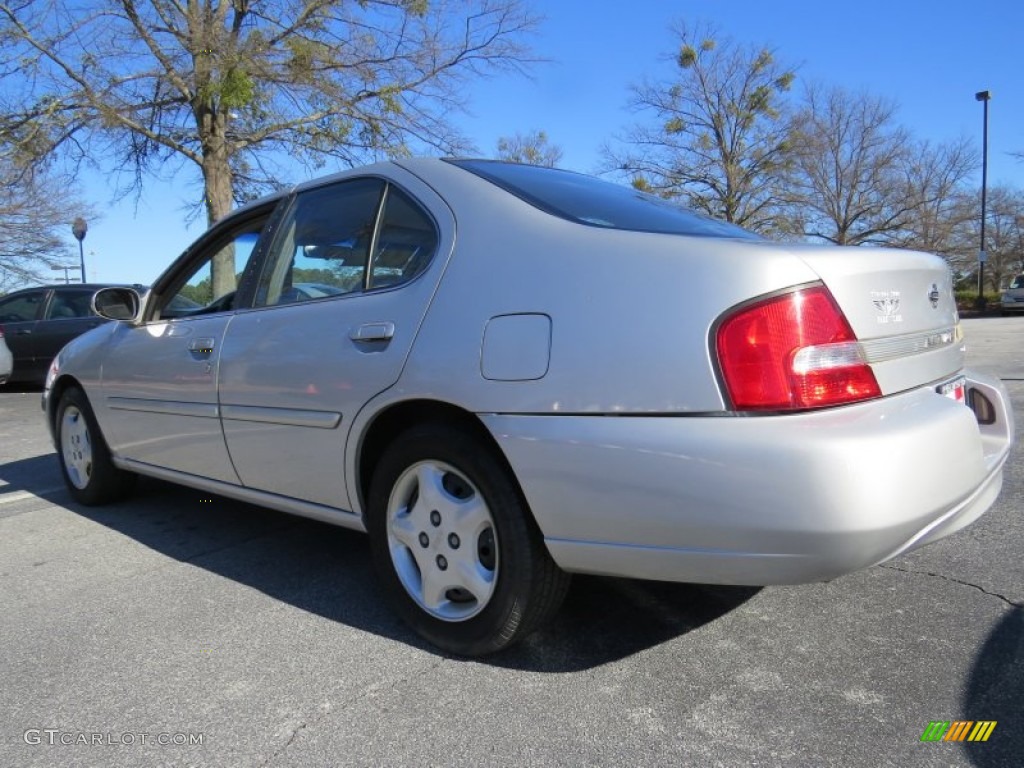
[
  {"x1": 492, "y1": 579, "x2": 760, "y2": 671},
  {"x1": 0, "y1": 381, "x2": 44, "y2": 393},
  {"x1": 962, "y1": 605, "x2": 1024, "y2": 766},
  {"x1": 0, "y1": 455, "x2": 759, "y2": 670},
  {"x1": 0, "y1": 453, "x2": 65, "y2": 494}
]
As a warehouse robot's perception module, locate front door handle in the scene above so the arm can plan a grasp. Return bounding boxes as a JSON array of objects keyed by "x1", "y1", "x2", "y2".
[
  {"x1": 188, "y1": 337, "x2": 216, "y2": 354},
  {"x1": 350, "y1": 322, "x2": 395, "y2": 343},
  {"x1": 14, "y1": 329, "x2": 32, "y2": 335}
]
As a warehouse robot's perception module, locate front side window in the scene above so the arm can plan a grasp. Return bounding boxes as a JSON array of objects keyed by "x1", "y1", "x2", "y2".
[
  {"x1": 160, "y1": 224, "x2": 266, "y2": 320},
  {"x1": 0, "y1": 290, "x2": 47, "y2": 322},
  {"x1": 255, "y1": 178, "x2": 438, "y2": 308}
]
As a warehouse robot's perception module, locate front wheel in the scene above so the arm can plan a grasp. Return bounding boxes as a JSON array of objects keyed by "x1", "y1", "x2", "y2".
[
  {"x1": 56, "y1": 386, "x2": 136, "y2": 505},
  {"x1": 367, "y1": 423, "x2": 570, "y2": 656}
]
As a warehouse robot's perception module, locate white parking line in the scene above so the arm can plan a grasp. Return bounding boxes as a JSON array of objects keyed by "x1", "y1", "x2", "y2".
[{"x1": 0, "y1": 487, "x2": 64, "y2": 505}]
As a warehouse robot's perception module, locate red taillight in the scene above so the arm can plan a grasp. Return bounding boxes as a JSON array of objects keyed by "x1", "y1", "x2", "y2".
[{"x1": 715, "y1": 285, "x2": 881, "y2": 411}]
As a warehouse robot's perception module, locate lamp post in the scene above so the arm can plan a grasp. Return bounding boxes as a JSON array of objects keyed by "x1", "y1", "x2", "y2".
[
  {"x1": 975, "y1": 90, "x2": 991, "y2": 310},
  {"x1": 71, "y1": 217, "x2": 88, "y2": 283}
]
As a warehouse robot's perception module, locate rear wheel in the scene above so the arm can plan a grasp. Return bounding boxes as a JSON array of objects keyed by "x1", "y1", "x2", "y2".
[
  {"x1": 56, "y1": 387, "x2": 136, "y2": 505},
  {"x1": 367, "y1": 423, "x2": 569, "y2": 656}
]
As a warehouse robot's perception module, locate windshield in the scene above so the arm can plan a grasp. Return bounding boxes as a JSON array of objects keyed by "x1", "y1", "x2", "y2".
[
  {"x1": 447, "y1": 159, "x2": 761, "y2": 240},
  {"x1": 1011, "y1": 275, "x2": 1024, "y2": 289}
]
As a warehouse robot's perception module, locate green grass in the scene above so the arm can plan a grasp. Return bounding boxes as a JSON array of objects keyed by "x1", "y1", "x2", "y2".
[{"x1": 955, "y1": 290, "x2": 1002, "y2": 310}]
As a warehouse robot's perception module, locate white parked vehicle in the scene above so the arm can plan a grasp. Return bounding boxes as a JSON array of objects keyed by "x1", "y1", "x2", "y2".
[{"x1": 0, "y1": 326, "x2": 12, "y2": 385}]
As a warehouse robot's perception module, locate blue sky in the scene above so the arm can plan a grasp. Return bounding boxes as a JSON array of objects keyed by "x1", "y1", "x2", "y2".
[{"x1": 71, "y1": 0, "x2": 1024, "y2": 285}]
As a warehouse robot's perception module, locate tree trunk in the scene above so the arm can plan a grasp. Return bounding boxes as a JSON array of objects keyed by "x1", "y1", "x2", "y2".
[{"x1": 199, "y1": 110, "x2": 236, "y2": 298}]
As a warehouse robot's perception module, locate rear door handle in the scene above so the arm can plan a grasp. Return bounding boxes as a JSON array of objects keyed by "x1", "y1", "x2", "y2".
[
  {"x1": 14, "y1": 329, "x2": 32, "y2": 335},
  {"x1": 350, "y1": 322, "x2": 395, "y2": 343}
]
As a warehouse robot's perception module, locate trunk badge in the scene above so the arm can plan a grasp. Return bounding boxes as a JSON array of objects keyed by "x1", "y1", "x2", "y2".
[
  {"x1": 928, "y1": 283, "x2": 940, "y2": 308},
  {"x1": 871, "y1": 291, "x2": 902, "y2": 324}
]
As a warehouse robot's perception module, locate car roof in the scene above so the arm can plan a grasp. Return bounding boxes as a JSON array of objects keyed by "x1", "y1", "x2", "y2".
[
  {"x1": 2, "y1": 283, "x2": 132, "y2": 295},
  {"x1": 205, "y1": 160, "x2": 430, "y2": 229}
]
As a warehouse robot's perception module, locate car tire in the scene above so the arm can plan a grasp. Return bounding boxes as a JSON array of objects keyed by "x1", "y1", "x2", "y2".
[
  {"x1": 56, "y1": 386, "x2": 136, "y2": 505},
  {"x1": 367, "y1": 423, "x2": 570, "y2": 656}
]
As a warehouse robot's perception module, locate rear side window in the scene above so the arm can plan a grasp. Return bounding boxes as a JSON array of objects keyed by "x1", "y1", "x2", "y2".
[
  {"x1": 255, "y1": 178, "x2": 438, "y2": 307},
  {"x1": 0, "y1": 290, "x2": 47, "y2": 322},
  {"x1": 368, "y1": 186, "x2": 438, "y2": 290},
  {"x1": 257, "y1": 178, "x2": 386, "y2": 306},
  {"x1": 447, "y1": 159, "x2": 760, "y2": 240}
]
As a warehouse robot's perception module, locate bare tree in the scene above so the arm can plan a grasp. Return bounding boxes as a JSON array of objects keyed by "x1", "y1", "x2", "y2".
[
  {"x1": 0, "y1": 163, "x2": 90, "y2": 291},
  {"x1": 890, "y1": 137, "x2": 978, "y2": 259},
  {"x1": 0, "y1": 0, "x2": 539, "y2": 294},
  {"x1": 964, "y1": 186, "x2": 1024, "y2": 291},
  {"x1": 783, "y1": 85, "x2": 914, "y2": 245},
  {"x1": 606, "y1": 22, "x2": 796, "y2": 232},
  {"x1": 914, "y1": 190, "x2": 978, "y2": 280},
  {"x1": 495, "y1": 129, "x2": 562, "y2": 166}
]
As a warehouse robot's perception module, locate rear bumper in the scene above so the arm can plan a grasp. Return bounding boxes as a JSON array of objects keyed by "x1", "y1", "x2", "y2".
[{"x1": 481, "y1": 370, "x2": 1013, "y2": 585}]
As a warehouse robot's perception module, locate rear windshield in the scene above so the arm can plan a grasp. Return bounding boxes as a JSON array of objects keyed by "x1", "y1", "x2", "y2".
[{"x1": 447, "y1": 159, "x2": 761, "y2": 240}]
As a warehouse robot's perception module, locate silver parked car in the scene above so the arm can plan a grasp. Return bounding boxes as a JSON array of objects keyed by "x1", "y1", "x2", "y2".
[
  {"x1": 42, "y1": 159, "x2": 1014, "y2": 655},
  {"x1": 1001, "y1": 274, "x2": 1024, "y2": 315}
]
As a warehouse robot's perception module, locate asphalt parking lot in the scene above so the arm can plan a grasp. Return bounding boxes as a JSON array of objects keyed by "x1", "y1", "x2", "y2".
[{"x1": 0, "y1": 318, "x2": 1021, "y2": 767}]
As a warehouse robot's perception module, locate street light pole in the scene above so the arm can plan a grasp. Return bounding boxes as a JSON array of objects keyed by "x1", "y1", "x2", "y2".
[
  {"x1": 71, "y1": 217, "x2": 88, "y2": 283},
  {"x1": 975, "y1": 90, "x2": 991, "y2": 309}
]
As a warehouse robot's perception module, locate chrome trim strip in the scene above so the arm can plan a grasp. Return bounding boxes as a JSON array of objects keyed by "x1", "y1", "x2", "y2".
[
  {"x1": 107, "y1": 397, "x2": 219, "y2": 419},
  {"x1": 860, "y1": 326, "x2": 959, "y2": 364},
  {"x1": 220, "y1": 404, "x2": 342, "y2": 429}
]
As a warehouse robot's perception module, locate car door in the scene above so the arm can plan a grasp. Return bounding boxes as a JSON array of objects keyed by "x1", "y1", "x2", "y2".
[
  {"x1": 218, "y1": 170, "x2": 452, "y2": 510},
  {"x1": 34, "y1": 287, "x2": 107, "y2": 374},
  {"x1": 0, "y1": 288, "x2": 47, "y2": 380},
  {"x1": 97, "y1": 205, "x2": 276, "y2": 482}
]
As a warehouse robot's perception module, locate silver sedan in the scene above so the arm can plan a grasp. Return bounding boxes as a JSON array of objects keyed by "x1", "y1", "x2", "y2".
[{"x1": 42, "y1": 159, "x2": 1015, "y2": 655}]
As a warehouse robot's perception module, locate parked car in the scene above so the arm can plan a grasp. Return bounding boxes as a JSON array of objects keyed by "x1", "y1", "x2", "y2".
[
  {"x1": 0, "y1": 327, "x2": 12, "y2": 385},
  {"x1": 0, "y1": 284, "x2": 129, "y2": 385},
  {"x1": 1001, "y1": 274, "x2": 1024, "y2": 315},
  {"x1": 42, "y1": 159, "x2": 1014, "y2": 656}
]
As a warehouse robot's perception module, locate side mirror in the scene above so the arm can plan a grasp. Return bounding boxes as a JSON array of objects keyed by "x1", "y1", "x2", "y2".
[{"x1": 92, "y1": 287, "x2": 140, "y2": 321}]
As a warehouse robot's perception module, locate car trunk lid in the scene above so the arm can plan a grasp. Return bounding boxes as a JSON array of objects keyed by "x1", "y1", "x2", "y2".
[{"x1": 787, "y1": 245, "x2": 965, "y2": 397}]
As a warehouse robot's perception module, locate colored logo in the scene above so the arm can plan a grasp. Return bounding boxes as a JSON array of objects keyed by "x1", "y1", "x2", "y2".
[{"x1": 920, "y1": 721, "x2": 997, "y2": 742}]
